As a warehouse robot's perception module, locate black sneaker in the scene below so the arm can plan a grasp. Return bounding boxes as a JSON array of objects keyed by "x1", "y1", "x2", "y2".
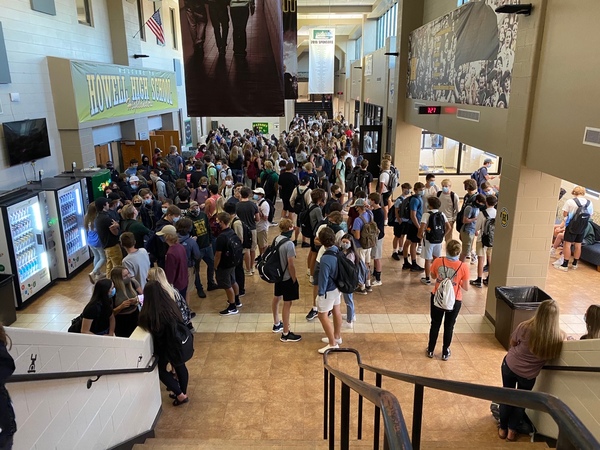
[
  {"x1": 306, "y1": 309, "x2": 318, "y2": 321},
  {"x1": 328, "y1": 310, "x2": 333, "y2": 317},
  {"x1": 470, "y1": 279, "x2": 482, "y2": 287},
  {"x1": 365, "y1": 285, "x2": 373, "y2": 293},
  {"x1": 355, "y1": 287, "x2": 367, "y2": 295},
  {"x1": 197, "y1": 289, "x2": 206, "y2": 299},
  {"x1": 207, "y1": 284, "x2": 219, "y2": 292},
  {"x1": 219, "y1": 305, "x2": 238, "y2": 316},
  {"x1": 280, "y1": 331, "x2": 302, "y2": 342},
  {"x1": 483, "y1": 264, "x2": 489, "y2": 272},
  {"x1": 239, "y1": 291, "x2": 245, "y2": 297},
  {"x1": 392, "y1": 252, "x2": 401, "y2": 261},
  {"x1": 483, "y1": 278, "x2": 489, "y2": 286},
  {"x1": 410, "y1": 263, "x2": 424, "y2": 272},
  {"x1": 301, "y1": 242, "x2": 311, "y2": 248},
  {"x1": 190, "y1": 311, "x2": 197, "y2": 319},
  {"x1": 402, "y1": 262, "x2": 412, "y2": 270},
  {"x1": 235, "y1": 300, "x2": 243, "y2": 308},
  {"x1": 272, "y1": 322, "x2": 283, "y2": 333},
  {"x1": 442, "y1": 349, "x2": 451, "y2": 361},
  {"x1": 426, "y1": 349, "x2": 434, "y2": 358}
]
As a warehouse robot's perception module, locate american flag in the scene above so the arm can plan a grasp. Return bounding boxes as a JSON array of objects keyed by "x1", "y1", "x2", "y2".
[{"x1": 146, "y1": 10, "x2": 165, "y2": 45}]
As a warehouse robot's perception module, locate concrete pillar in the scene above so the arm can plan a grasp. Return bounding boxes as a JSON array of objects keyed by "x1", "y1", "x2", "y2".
[{"x1": 59, "y1": 129, "x2": 94, "y2": 170}]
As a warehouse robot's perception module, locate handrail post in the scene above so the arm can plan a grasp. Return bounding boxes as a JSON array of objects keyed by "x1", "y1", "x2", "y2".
[
  {"x1": 324, "y1": 368, "x2": 328, "y2": 440},
  {"x1": 557, "y1": 431, "x2": 577, "y2": 450},
  {"x1": 329, "y1": 372, "x2": 336, "y2": 450},
  {"x1": 341, "y1": 382, "x2": 351, "y2": 450},
  {"x1": 374, "y1": 372, "x2": 382, "y2": 450},
  {"x1": 358, "y1": 367, "x2": 364, "y2": 440},
  {"x1": 412, "y1": 384, "x2": 424, "y2": 450}
]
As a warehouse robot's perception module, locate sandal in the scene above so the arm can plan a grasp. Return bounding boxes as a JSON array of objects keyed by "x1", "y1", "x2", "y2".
[
  {"x1": 173, "y1": 396, "x2": 189, "y2": 406},
  {"x1": 498, "y1": 428, "x2": 507, "y2": 439},
  {"x1": 506, "y1": 429, "x2": 517, "y2": 441}
]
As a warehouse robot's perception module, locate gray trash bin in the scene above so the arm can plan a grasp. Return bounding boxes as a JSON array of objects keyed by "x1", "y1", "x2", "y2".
[
  {"x1": 0, "y1": 274, "x2": 17, "y2": 326},
  {"x1": 495, "y1": 286, "x2": 551, "y2": 350}
]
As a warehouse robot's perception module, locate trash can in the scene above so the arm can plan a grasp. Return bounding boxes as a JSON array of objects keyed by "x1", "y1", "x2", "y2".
[
  {"x1": 0, "y1": 274, "x2": 17, "y2": 326},
  {"x1": 495, "y1": 286, "x2": 552, "y2": 350}
]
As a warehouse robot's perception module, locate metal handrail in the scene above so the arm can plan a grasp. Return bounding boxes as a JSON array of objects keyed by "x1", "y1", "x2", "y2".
[
  {"x1": 7, "y1": 355, "x2": 158, "y2": 388},
  {"x1": 326, "y1": 348, "x2": 599, "y2": 450},
  {"x1": 323, "y1": 348, "x2": 412, "y2": 450},
  {"x1": 542, "y1": 365, "x2": 600, "y2": 373}
]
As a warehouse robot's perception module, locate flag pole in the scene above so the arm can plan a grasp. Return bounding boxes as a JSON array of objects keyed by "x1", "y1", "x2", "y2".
[{"x1": 132, "y1": 7, "x2": 161, "y2": 39}]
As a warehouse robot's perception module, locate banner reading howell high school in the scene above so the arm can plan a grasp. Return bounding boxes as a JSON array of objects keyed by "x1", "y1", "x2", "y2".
[
  {"x1": 309, "y1": 28, "x2": 335, "y2": 94},
  {"x1": 71, "y1": 61, "x2": 178, "y2": 124}
]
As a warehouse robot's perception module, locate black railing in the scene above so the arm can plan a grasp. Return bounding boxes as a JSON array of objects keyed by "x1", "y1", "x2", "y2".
[
  {"x1": 7, "y1": 355, "x2": 158, "y2": 389},
  {"x1": 542, "y1": 365, "x2": 600, "y2": 373},
  {"x1": 324, "y1": 348, "x2": 599, "y2": 450},
  {"x1": 323, "y1": 348, "x2": 412, "y2": 450}
]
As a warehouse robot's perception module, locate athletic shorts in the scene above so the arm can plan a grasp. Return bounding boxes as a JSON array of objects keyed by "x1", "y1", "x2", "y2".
[
  {"x1": 371, "y1": 238, "x2": 383, "y2": 260},
  {"x1": 257, "y1": 229, "x2": 268, "y2": 249},
  {"x1": 317, "y1": 288, "x2": 341, "y2": 313},
  {"x1": 382, "y1": 191, "x2": 392, "y2": 206},
  {"x1": 358, "y1": 247, "x2": 372, "y2": 265},
  {"x1": 459, "y1": 230, "x2": 475, "y2": 255},
  {"x1": 274, "y1": 278, "x2": 300, "y2": 301},
  {"x1": 216, "y1": 266, "x2": 236, "y2": 289},
  {"x1": 336, "y1": 178, "x2": 345, "y2": 193},
  {"x1": 250, "y1": 229, "x2": 258, "y2": 250},
  {"x1": 476, "y1": 240, "x2": 493, "y2": 258},
  {"x1": 564, "y1": 229, "x2": 584, "y2": 244},
  {"x1": 310, "y1": 237, "x2": 320, "y2": 253},
  {"x1": 407, "y1": 223, "x2": 420, "y2": 243},
  {"x1": 423, "y1": 240, "x2": 442, "y2": 260},
  {"x1": 282, "y1": 198, "x2": 293, "y2": 212},
  {"x1": 393, "y1": 221, "x2": 408, "y2": 238}
]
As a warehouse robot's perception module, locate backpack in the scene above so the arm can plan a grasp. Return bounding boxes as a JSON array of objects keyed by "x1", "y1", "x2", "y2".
[
  {"x1": 256, "y1": 237, "x2": 290, "y2": 283},
  {"x1": 300, "y1": 204, "x2": 319, "y2": 238},
  {"x1": 346, "y1": 166, "x2": 361, "y2": 192},
  {"x1": 323, "y1": 158, "x2": 333, "y2": 178},
  {"x1": 324, "y1": 249, "x2": 359, "y2": 294},
  {"x1": 261, "y1": 171, "x2": 276, "y2": 194},
  {"x1": 358, "y1": 212, "x2": 378, "y2": 249},
  {"x1": 247, "y1": 161, "x2": 258, "y2": 180},
  {"x1": 165, "y1": 180, "x2": 178, "y2": 201},
  {"x1": 481, "y1": 210, "x2": 495, "y2": 248},
  {"x1": 171, "y1": 320, "x2": 194, "y2": 364},
  {"x1": 387, "y1": 166, "x2": 399, "y2": 192},
  {"x1": 233, "y1": 217, "x2": 252, "y2": 249},
  {"x1": 400, "y1": 195, "x2": 414, "y2": 221},
  {"x1": 221, "y1": 229, "x2": 243, "y2": 268},
  {"x1": 209, "y1": 214, "x2": 222, "y2": 238},
  {"x1": 436, "y1": 190, "x2": 456, "y2": 210},
  {"x1": 293, "y1": 186, "x2": 308, "y2": 215},
  {"x1": 433, "y1": 259, "x2": 462, "y2": 311},
  {"x1": 387, "y1": 203, "x2": 397, "y2": 227},
  {"x1": 354, "y1": 170, "x2": 370, "y2": 195},
  {"x1": 456, "y1": 194, "x2": 475, "y2": 233},
  {"x1": 425, "y1": 211, "x2": 445, "y2": 244},
  {"x1": 567, "y1": 198, "x2": 591, "y2": 235},
  {"x1": 471, "y1": 168, "x2": 485, "y2": 192},
  {"x1": 259, "y1": 198, "x2": 275, "y2": 223}
]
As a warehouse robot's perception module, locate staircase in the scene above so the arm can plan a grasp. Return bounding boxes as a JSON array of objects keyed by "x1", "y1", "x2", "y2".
[{"x1": 295, "y1": 101, "x2": 334, "y2": 120}]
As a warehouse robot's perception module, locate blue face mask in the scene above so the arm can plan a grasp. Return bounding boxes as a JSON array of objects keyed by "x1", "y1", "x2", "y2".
[
  {"x1": 173, "y1": 216, "x2": 180, "y2": 223},
  {"x1": 162, "y1": 207, "x2": 168, "y2": 214},
  {"x1": 416, "y1": 191, "x2": 423, "y2": 197},
  {"x1": 144, "y1": 198, "x2": 153, "y2": 205},
  {"x1": 253, "y1": 194, "x2": 259, "y2": 201},
  {"x1": 109, "y1": 287, "x2": 116, "y2": 297},
  {"x1": 446, "y1": 255, "x2": 459, "y2": 261},
  {"x1": 442, "y1": 187, "x2": 449, "y2": 193},
  {"x1": 216, "y1": 164, "x2": 222, "y2": 171},
  {"x1": 429, "y1": 181, "x2": 435, "y2": 187}
]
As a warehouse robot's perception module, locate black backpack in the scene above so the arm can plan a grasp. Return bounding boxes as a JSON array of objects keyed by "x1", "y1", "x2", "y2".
[
  {"x1": 471, "y1": 168, "x2": 485, "y2": 191},
  {"x1": 346, "y1": 166, "x2": 361, "y2": 192},
  {"x1": 171, "y1": 321, "x2": 194, "y2": 364},
  {"x1": 256, "y1": 237, "x2": 290, "y2": 283},
  {"x1": 165, "y1": 180, "x2": 178, "y2": 201},
  {"x1": 400, "y1": 195, "x2": 414, "y2": 221},
  {"x1": 481, "y1": 210, "x2": 495, "y2": 248},
  {"x1": 299, "y1": 204, "x2": 319, "y2": 238},
  {"x1": 324, "y1": 249, "x2": 359, "y2": 294},
  {"x1": 425, "y1": 211, "x2": 445, "y2": 244},
  {"x1": 567, "y1": 198, "x2": 591, "y2": 235},
  {"x1": 293, "y1": 186, "x2": 307, "y2": 215},
  {"x1": 221, "y1": 229, "x2": 243, "y2": 268},
  {"x1": 232, "y1": 217, "x2": 252, "y2": 249},
  {"x1": 259, "y1": 198, "x2": 276, "y2": 224},
  {"x1": 354, "y1": 170, "x2": 370, "y2": 194},
  {"x1": 456, "y1": 194, "x2": 475, "y2": 233},
  {"x1": 388, "y1": 203, "x2": 397, "y2": 227}
]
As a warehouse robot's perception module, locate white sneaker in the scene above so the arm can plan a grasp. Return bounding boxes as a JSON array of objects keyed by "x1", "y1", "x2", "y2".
[
  {"x1": 371, "y1": 280, "x2": 382, "y2": 287},
  {"x1": 553, "y1": 256, "x2": 565, "y2": 267},
  {"x1": 571, "y1": 264, "x2": 578, "y2": 270},
  {"x1": 341, "y1": 314, "x2": 356, "y2": 322},
  {"x1": 554, "y1": 264, "x2": 568, "y2": 272},
  {"x1": 321, "y1": 337, "x2": 343, "y2": 344},
  {"x1": 342, "y1": 321, "x2": 354, "y2": 329},
  {"x1": 416, "y1": 245, "x2": 422, "y2": 255},
  {"x1": 318, "y1": 344, "x2": 339, "y2": 354},
  {"x1": 309, "y1": 276, "x2": 314, "y2": 284},
  {"x1": 549, "y1": 248, "x2": 556, "y2": 257},
  {"x1": 307, "y1": 269, "x2": 311, "y2": 276},
  {"x1": 470, "y1": 255, "x2": 478, "y2": 265},
  {"x1": 244, "y1": 270, "x2": 253, "y2": 276}
]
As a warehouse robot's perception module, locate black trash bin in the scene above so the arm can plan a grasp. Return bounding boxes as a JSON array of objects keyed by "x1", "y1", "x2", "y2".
[
  {"x1": 495, "y1": 286, "x2": 552, "y2": 350},
  {"x1": 0, "y1": 274, "x2": 16, "y2": 326}
]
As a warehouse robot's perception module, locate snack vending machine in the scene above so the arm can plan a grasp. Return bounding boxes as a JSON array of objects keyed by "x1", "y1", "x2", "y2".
[{"x1": 0, "y1": 189, "x2": 52, "y2": 308}]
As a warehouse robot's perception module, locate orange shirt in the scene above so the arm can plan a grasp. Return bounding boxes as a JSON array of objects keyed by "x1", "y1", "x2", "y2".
[{"x1": 430, "y1": 257, "x2": 470, "y2": 301}]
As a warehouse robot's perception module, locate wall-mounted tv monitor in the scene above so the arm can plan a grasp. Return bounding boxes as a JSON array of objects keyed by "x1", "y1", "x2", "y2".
[{"x1": 2, "y1": 118, "x2": 51, "y2": 166}]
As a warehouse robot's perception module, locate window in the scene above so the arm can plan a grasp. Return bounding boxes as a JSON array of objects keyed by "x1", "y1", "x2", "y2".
[
  {"x1": 375, "y1": 3, "x2": 398, "y2": 50},
  {"x1": 170, "y1": 8, "x2": 177, "y2": 49},
  {"x1": 419, "y1": 130, "x2": 501, "y2": 175},
  {"x1": 355, "y1": 37, "x2": 362, "y2": 61},
  {"x1": 76, "y1": 0, "x2": 92, "y2": 26},
  {"x1": 457, "y1": 0, "x2": 470, "y2": 6},
  {"x1": 137, "y1": 0, "x2": 146, "y2": 41}
]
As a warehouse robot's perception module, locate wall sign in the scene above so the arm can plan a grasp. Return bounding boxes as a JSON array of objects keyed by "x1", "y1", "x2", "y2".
[{"x1": 500, "y1": 207, "x2": 509, "y2": 228}]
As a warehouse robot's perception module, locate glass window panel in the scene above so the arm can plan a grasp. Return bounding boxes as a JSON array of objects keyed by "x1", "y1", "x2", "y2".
[
  {"x1": 76, "y1": 0, "x2": 92, "y2": 26},
  {"x1": 170, "y1": 8, "x2": 177, "y2": 49},
  {"x1": 137, "y1": 0, "x2": 146, "y2": 40},
  {"x1": 419, "y1": 132, "x2": 459, "y2": 174},
  {"x1": 459, "y1": 145, "x2": 501, "y2": 175}
]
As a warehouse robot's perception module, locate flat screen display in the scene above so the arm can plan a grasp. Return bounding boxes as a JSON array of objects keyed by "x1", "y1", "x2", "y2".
[{"x1": 2, "y1": 118, "x2": 51, "y2": 166}]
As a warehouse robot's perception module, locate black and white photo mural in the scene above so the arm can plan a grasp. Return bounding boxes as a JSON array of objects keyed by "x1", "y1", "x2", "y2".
[{"x1": 407, "y1": 0, "x2": 519, "y2": 108}]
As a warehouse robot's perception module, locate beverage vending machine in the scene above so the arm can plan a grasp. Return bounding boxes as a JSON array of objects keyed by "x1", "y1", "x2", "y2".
[
  {"x1": 28, "y1": 178, "x2": 90, "y2": 279},
  {"x1": 0, "y1": 189, "x2": 52, "y2": 308}
]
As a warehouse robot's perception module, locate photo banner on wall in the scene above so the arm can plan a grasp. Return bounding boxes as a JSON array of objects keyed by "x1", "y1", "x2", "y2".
[
  {"x1": 180, "y1": 0, "x2": 284, "y2": 117},
  {"x1": 407, "y1": 0, "x2": 518, "y2": 108},
  {"x1": 309, "y1": 28, "x2": 335, "y2": 94},
  {"x1": 283, "y1": 0, "x2": 298, "y2": 99}
]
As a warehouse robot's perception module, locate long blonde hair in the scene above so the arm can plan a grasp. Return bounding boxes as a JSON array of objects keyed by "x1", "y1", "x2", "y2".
[
  {"x1": 584, "y1": 305, "x2": 600, "y2": 339},
  {"x1": 111, "y1": 266, "x2": 138, "y2": 299},
  {"x1": 523, "y1": 299, "x2": 564, "y2": 360},
  {"x1": 84, "y1": 203, "x2": 98, "y2": 231},
  {"x1": 147, "y1": 267, "x2": 176, "y2": 302}
]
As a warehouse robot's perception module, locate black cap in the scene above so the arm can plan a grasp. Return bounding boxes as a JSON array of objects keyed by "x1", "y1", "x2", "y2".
[
  {"x1": 95, "y1": 197, "x2": 110, "y2": 210},
  {"x1": 108, "y1": 192, "x2": 121, "y2": 201}
]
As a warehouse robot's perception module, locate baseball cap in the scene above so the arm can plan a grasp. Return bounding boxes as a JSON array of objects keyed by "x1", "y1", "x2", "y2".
[
  {"x1": 352, "y1": 198, "x2": 367, "y2": 208},
  {"x1": 253, "y1": 188, "x2": 265, "y2": 195},
  {"x1": 190, "y1": 201, "x2": 199, "y2": 208},
  {"x1": 484, "y1": 158, "x2": 493, "y2": 164},
  {"x1": 108, "y1": 192, "x2": 121, "y2": 201},
  {"x1": 95, "y1": 197, "x2": 110, "y2": 210},
  {"x1": 156, "y1": 225, "x2": 177, "y2": 236},
  {"x1": 129, "y1": 175, "x2": 140, "y2": 182}
]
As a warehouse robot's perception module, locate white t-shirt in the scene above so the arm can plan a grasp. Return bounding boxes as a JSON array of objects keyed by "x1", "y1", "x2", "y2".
[
  {"x1": 421, "y1": 209, "x2": 448, "y2": 226},
  {"x1": 562, "y1": 197, "x2": 593, "y2": 226},
  {"x1": 256, "y1": 198, "x2": 271, "y2": 232},
  {"x1": 424, "y1": 184, "x2": 439, "y2": 199},
  {"x1": 437, "y1": 191, "x2": 460, "y2": 222},
  {"x1": 379, "y1": 171, "x2": 390, "y2": 194},
  {"x1": 475, "y1": 207, "x2": 497, "y2": 242}
]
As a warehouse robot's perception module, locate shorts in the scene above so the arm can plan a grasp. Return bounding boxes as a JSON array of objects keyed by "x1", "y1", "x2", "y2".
[
  {"x1": 257, "y1": 229, "x2": 268, "y2": 249},
  {"x1": 393, "y1": 221, "x2": 408, "y2": 238},
  {"x1": 216, "y1": 266, "x2": 236, "y2": 289},
  {"x1": 317, "y1": 288, "x2": 341, "y2": 313},
  {"x1": 564, "y1": 229, "x2": 584, "y2": 244},
  {"x1": 382, "y1": 191, "x2": 392, "y2": 206},
  {"x1": 371, "y1": 238, "x2": 383, "y2": 260},
  {"x1": 274, "y1": 277, "x2": 300, "y2": 301},
  {"x1": 423, "y1": 240, "x2": 442, "y2": 260},
  {"x1": 407, "y1": 223, "x2": 420, "y2": 243},
  {"x1": 358, "y1": 247, "x2": 372, "y2": 265},
  {"x1": 459, "y1": 230, "x2": 475, "y2": 255},
  {"x1": 282, "y1": 198, "x2": 293, "y2": 212},
  {"x1": 310, "y1": 237, "x2": 320, "y2": 253},
  {"x1": 250, "y1": 229, "x2": 258, "y2": 250},
  {"x1": 336, "y1": 178, "x2": 345, "y2": 193},
  {"x1": 476, "y1": 240, "x2": 493, "y2": 258}
]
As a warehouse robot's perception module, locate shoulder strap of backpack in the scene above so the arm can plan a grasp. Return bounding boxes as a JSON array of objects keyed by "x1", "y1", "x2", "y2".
[
  {"x1": 586, "y1": 200, "x2": 591, "y2": 208},
  {"x1": 450, "y1": 262, "x2": 463, "y2": 280},
  {"x1": 574, "y1": 198, "x2": 581, "y2": 207},
  {"x1": 482, "y1": 210, "x2": 489, "y2": 220}
]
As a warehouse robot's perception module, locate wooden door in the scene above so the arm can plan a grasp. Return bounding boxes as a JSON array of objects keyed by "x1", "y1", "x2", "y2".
[
  {"x1": 154, "y1": 130, "x2": 180, "y2": 148},
  {"x1": 150, "y1": 134, "x2": 166, "y2": 159},
  {"x1": 95, "y1": 144, "x2": 110, "y2": 166},
  {"x1": 120, "y1": 140, "x2": 151, "y2": 170}
]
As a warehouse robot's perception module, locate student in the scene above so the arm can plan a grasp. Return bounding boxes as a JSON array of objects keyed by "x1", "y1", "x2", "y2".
[
  {"x1": 278, "y1": 162, "x2": 300, "y2": 221},
  {"x1": 225, "y1": 202, "x2": 247, "y2": 298},
  {"x1": 460, "y1": 194, "x2": 485, "y2": 262},
  {"x1": 120, "y1": 204, "x2": 151, "y2": 249},
  {"x1": 84, "y1": 203, "x2": 106, "y2": 284},
  {"x1": 402, "y1": 182, "x2": 425, "y2": 272},
  {"x1": 473, "y1": 158, "x2": 496, "y2": 194},
  {"x1": 186, "y1": 201, "x2": 218, "y2": 298},
  {"x1": 215, "y1": 212, "x2": 242, "y2": 315},
  {"x1": 254, "y1": 187, "x2": 270, "y2": 256},
  {"x1": 120, "y1": 232, "x2": 151, "y2": 290},
  {"x1": 437, "y1": 179, "x2": 460, "y2": 242},
  {"x1": 581, "y1": 305, "x2": 600, "y2": 340},
  {"x1": 426, "y1": 240, "x2": 470, "y2": 360},
  {"x1": 80, "y1": 279, "x2": 116, "y2": 336},
  {"x1": 306, "y1": 189, "x2": 326, "y2": 284},
  {"x1": 159, "y1": 225, "x2": 189, "y2": 301},
  {"x1": 110, "y1": 266, "x2": 141, "y2": 337},
  {"x1": 271, "y1": 219, "x2": 302, "y2": 342},
  {"x1": 351, "y1": 198, "x2": 375, "y2": 293},
  {"x1": 556, "y1": 186, "x2": 594, "y2": 272},
  {"x1": 176, "y1": 217, "x2": 201, "y2": 296},
  {"x1": 125, "y1": 158, "x2": 139, "y2": 177},
  {"x1": 377, "y1": 159, "x2": 393, "y2": 218},
  {"x1": 424, "y1": 174, "x2": 438, "y2": 198},
  {"x1": 392, "y1": 183, "x2": 412, "y2": 261},
  {"x1": 289, "y1": 176, "x2": 312, "y2": 247},
  {"x1": 418, "y1": 196, "x2": 450, "y2": 285},
  {"x1": 368, "y1": 192, "x2": 385, "y2": 286},
  {"x1": 236, "y1": 187, "x2": 260, "y2": 275},
  {"x1": 94, "y1": 197, "x2": 122, "y2": 279},
  {"x1": 147, "y1": 267, "x2": 193, "y2": 329},
  {"x1": 339, "y1": 234, "x2": 358, "y2": 328},
  {"x1": 139, "y1": 188, "x2": 163, "y2": 231},
  {"x1": 471, "y1": 195, "x2": 498, "y2": 287}
]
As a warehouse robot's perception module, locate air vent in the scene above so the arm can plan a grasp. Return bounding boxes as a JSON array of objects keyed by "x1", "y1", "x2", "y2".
[
  {"x1": 414, "y1": 102, "x2": 425, "y2": 110},
  {"x1": 583, "y1": 127, "x2": 600, "y2": 147},
  {"x1": 457, "y1": 109, "x2": 480, "y2": 122},
  {"x1": 377, "y1": 77, "x2": 382, "y2": 82}
]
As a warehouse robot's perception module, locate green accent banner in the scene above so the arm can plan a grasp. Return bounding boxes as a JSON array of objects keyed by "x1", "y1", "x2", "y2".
[
  {"x1": 252, "y1": 122, "x2": 269, "y2": 134},
  {"x1": 71, "y1": 61, "x2": 178, "y2": 124}
]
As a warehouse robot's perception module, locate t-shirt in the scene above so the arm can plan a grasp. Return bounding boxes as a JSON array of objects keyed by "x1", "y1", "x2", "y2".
[
  {"x1": 437, "y1": 191, "x2": 460, "y2": 222},
  {"x1": 82, "y1": 300, "x2": 113, "y2": 335},
  {"x1": 215, "y1": 228, "x2": 234, "y2": 269},
  {"x1": 335, "y1": 160, "x2": 345, "y2": 181},
  {"x1": 207, "y1": 165, "x2": 217, "y2": 183},
  {"x1": 190, "y1": 171, "x2": 206, "y2": 188},
  {"x1": 274, "y1": 234, "x2": 296, "y2": 281},
  {"x1": 421, "y1": 209, "x2": 448, "y2": 242},
  {"x1": 278, "y1": 172, "x2": 300, "y2": 203},
  {"x1": 379, "y1": 171, "x2": 390, "y2": 194},
  {"x1": 318, "y1": 246, "x2": 339, "y2": 296},
  {"x1": 236, "y1": 200, "x2": 259, "y2": 230},
  {"x1": 424, "y1": 184, "x2": 438, "y2": 199},
  {"x1": 309, "y1": 203, "x2": 324, "y2": 234},
  {"x1": 95, "y1": 211, "x2": 119, "y2": 249},
  {"x1": 475, "y1": 207, "x2": 497, "y2": 243},
  {"x1": 462, "y1": 204, "x2": 479, "y2": 234},
  {"x1": 505, "y1": 322, "x2": 548, "y2": 379},
  {"x1": 430, "y1": 257, "x2": 469, "y2": 301},
  {"x1": 352, "y1": 210, "x2": 373, "y2": 249},
  {"x1": 165, "y1": 243, "x2": 188, "y2": 290},
  {"x1": 372, "y1": 208, "x2": 385, "y2": 240},
  {"x1": 562, "y1": 197, "x2": 593, "y2": 227},
  {"x1": 188, "y1": 212, "x2": 212, "y2": 249},
  {"x1": 122, "y1": 249, "x2": 151, "y2": 290},
  {"x1": 257, "y1": 199, "x2": 270, "y2": 233},
  {"x1": 409, "y1": 196, "x2": 424, "y2": 223}
]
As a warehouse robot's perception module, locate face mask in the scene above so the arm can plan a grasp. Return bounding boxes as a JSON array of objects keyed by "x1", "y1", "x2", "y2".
[
  {"x1": 446, "y1": 255, "x2": 459, "y2": 261},
  {"x1": 341, "y1": 242, "x2": 351, "y2": 250},
  {"x1": 416, "y1": 191, "x2": 423, "y2": 197},
  {"x1": 282, "y1": 230, "x2": 294, "y2": 238},
  {"x1": 162, "y1": 207, "x2": 168, "y2": 214},
  {"x1": 485, "y1": 189, "x2": 494, "y2": 195},
  {"x1": 109, "y1": 287, "x2": 116, "y2": 297},
  {"x1": 150, "y1": 175, "x2": 158, "y2": 182},
  {"x1": 200, "y1": 184, "x2": 207, "y2": 189},
  {"x1": 134, "y1": 202, "x2": 142, "y2": 208},
  {"x1": 132, "y1": 165, "x2": 138, "y2": 169},
  {"x1": 335, "y1": 192, "x2": 342, "y2": 198},
  {"x1": 442, "y1": 187, "x2": 449, "y2": 194},
  {"x1": 216, "y1": 164, "x2": 222, "y2": 170},
  {"x1": 429, "y1": 181, "x2": 435, "y2": 187},
  {"x1": 253, "y1": 194, "x2": 259, "y2": 201},
  {"x1": 225, "y1": 180, "x2": 233, "y2": 186},
  {"x1": 144, "y1": 198, "x2": 153, "y2": 205},
  {"x1": 190, "y1": 209, "x2": 200, "y2": 217},
  {"x1": 173, "y1": 216, "x2": 180, "y2": 223},
  {"x1": 130, "y1": 184, "x2": 138, "y2": 190},
  {"x1": 403, "y1": 190, "x2": 410, "y2": 196}
]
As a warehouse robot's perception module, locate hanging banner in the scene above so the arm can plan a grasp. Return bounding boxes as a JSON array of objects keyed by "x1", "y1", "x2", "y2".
[
  {"x1": 309, "y1": 28, "x2": 335, "y2": 94},
  {"x1": 283, "y1": 0, "x2": 298, "y2": 99},
  {"x1": 179, "y1": 0, "x2": 284, "y2": 117}
]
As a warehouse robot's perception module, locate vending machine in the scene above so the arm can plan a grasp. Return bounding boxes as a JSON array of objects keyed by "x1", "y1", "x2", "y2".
[
  {"x1": 28, "y1": 178, "x2": 90, "y2": 279},
  {"x1": 0, "y1": 189, "x2": 52, "y2": 308},
  {"x1": 54, "y1": 168, "x2": 112, "y2": 207}
]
